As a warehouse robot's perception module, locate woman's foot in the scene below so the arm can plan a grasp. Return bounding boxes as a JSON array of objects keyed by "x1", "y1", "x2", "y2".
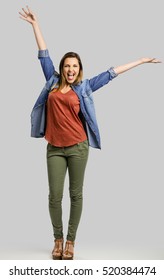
[
  {"x1": 52, "y1": 238, "x2": 63, "y2": 260},
  {"x1": 62, "y1": 240, "x2": 74, "y2": 260}
]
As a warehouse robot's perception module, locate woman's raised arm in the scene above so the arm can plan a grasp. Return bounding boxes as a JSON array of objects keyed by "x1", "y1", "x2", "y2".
[
  {"x1": 19, "y1": 6, "x2": 56, "y2": 81},
  {"x1": 19, "y1": 6, "x2": 46, "y2": 50},
  {"x1": 113, "y1": 57, "x2": 161, "y2": 75}
]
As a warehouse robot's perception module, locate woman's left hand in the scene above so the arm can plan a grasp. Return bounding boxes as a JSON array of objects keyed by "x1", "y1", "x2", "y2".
[{"x1": 141, "y1": 58, "x2": 162, "y2": 63}]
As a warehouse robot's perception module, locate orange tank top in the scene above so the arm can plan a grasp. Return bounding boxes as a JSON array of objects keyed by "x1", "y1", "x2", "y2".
[{"x1": 45, "y1": 88, "x2": 87, "y2": 147}]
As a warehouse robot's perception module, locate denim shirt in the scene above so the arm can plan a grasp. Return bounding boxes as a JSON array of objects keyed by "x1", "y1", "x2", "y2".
[{"x1": 31, "y1": 49, "x2": 118, "y2": 149}]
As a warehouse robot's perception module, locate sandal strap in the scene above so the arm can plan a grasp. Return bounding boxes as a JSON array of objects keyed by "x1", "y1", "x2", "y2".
[
  {"x1": 63, "y1": 240, "x2": 74, "y2": 257},
  {"x1": 52, "y1": 238, "x2": 63, "y2": 254},
  {"x1": 66, "y1": 240, "x2": 74, "y2": 246},
  {"x1": 55, "y1": 238, "x2": 63, "y2": 243},
  {"x1": 64, "y1": 250, "x2": 73, "y2": 257}
]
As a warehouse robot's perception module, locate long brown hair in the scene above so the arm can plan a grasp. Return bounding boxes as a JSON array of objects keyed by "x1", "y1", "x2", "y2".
[{"x1": 57, "y1": 52, "x2": 83, "y2": 89}]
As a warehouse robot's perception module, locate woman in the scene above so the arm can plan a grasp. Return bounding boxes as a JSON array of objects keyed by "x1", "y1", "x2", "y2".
[{"x1": 19, "y1": 6, "x2": 161, "y2": 260}]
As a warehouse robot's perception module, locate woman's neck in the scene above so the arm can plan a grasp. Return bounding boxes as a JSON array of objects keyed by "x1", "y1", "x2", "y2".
[{"x1": 60, "y1": 84, "x2": 71, "y2": 94}]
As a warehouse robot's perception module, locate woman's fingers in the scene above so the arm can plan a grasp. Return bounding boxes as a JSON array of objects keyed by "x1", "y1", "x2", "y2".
[
  {"x1": 26, "y1": 5, "x2": 32, "y2": 14},
  {"x1": 22, "y1": 7, "x2": 28, "y2": 15},
  {"x1": 19, "y1": 6, "x2": 36, "y2": 23},
  {"x1": 19, "y1": 11, "x2": 25, "y2": 17},
  {"x1": 19, "y1": 7, "x2": 28, "y2": 19},
  {"x1": 148, "y1": 58, "x2": 161, "y2": 63},
  {"x1": 142, "y1": 57, "x2": 162, "y2": 63},
  {"x1": 19, "y1": 11, "x2": 27, "y2": 20},
  {"x1": 20, "y1": 6, "x2": 33, "y2": 18},
  {"x1": 152, "y1": 58, "x2": 162, "y2": 63}
]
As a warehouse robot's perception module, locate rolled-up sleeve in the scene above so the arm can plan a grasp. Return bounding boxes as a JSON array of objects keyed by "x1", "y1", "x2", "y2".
[
  {"x1": 89, "y1": 67, "x2": 118, "y2": 92},
  {"x1": 38, "y1": 49, "x2": 55, "y2": 81},
  {"x1": 107, "y1": 67, "x2": 118, "y2": 79}
]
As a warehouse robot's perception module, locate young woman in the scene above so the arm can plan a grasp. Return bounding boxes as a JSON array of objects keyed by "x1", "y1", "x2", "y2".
[{"x1": 19, "y1": 6, "x2": 161, "y2": 260}]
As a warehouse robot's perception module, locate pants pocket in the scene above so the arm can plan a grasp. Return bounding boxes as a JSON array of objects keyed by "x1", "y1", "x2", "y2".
[{"x1": 77, "y1": 140, "x2": 89, "y2": 157}]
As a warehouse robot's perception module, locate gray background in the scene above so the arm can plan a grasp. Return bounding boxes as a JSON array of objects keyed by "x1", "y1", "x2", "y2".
[{"x1": 0, "y1": 0, "x2": 163, "y2": 260}]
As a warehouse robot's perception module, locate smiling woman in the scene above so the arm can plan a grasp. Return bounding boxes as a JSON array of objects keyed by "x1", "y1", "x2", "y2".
[
  {"x1": 19, "y1": 5, "x2": 161, "y2": 261},
  {"x1": 58, "y1": 52, "x2": 83, "y2": 93},
  {"x1": 63, "y1": 58, "x2": 80, "y2": 82}
]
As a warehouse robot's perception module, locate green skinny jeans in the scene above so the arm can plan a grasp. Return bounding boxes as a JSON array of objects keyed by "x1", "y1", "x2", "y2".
[{"x1": 46, "y1": 140, "x2": 89, "y2": 242}]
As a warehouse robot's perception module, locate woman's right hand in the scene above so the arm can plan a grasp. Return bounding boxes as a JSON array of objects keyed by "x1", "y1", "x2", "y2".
[
  {"x1": 19, "y1": 6, "x2": 47, "y2": 50},
  {"x1": 19, "y1": 6, "x2": 38, "y2": 25}
]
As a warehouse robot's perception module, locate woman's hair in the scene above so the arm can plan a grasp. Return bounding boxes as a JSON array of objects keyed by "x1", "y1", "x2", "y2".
[{"x1": 58, "y1": 52, "x2": 83, "y2": 87}]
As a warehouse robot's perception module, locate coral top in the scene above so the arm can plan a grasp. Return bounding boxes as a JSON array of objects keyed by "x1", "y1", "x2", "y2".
[{"x1": 45, "y1": 88, "x2": 87, "y2": 147}]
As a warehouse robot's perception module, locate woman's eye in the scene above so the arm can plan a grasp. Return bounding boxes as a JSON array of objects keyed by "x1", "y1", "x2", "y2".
[{"x1": 64, "y1": 64, "x2": 79, "y2": 68}]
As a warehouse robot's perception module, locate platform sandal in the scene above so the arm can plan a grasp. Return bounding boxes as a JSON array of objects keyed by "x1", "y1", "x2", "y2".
[
  {"x1": 62, "y1": 240, "x2": 74, "y2": 260},
  {"x1": 52, "y1": 238, "x2": 63, "y2": 260}
]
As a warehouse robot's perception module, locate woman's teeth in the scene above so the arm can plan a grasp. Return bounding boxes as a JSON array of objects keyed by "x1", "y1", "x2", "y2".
[{"x1": 68, "y1": 74, "x2": 74, "y2": 80}]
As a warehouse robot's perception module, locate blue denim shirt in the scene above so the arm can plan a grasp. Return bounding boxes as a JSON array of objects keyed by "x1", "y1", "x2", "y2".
[{"x1": 31, "y1": 49, "x2": 118, "y2": 149}]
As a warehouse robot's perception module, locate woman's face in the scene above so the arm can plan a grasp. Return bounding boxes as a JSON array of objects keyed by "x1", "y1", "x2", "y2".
[{"x1": 63, "y1": 57, "x2": 80, "y2": 84}]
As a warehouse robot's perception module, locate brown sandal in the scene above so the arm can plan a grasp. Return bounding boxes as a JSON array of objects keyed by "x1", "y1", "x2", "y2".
[
  {"x1": 52, "y1": 238, "x2": 63, "y2": 260},
  {"x1": 62, "y1": 240, "x2": 74, "y2": 260}
]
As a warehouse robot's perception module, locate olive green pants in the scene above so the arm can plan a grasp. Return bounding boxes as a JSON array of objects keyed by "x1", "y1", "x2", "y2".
[{"x1": 46, "y1": 140, "x2": 89, "y2": 242}]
